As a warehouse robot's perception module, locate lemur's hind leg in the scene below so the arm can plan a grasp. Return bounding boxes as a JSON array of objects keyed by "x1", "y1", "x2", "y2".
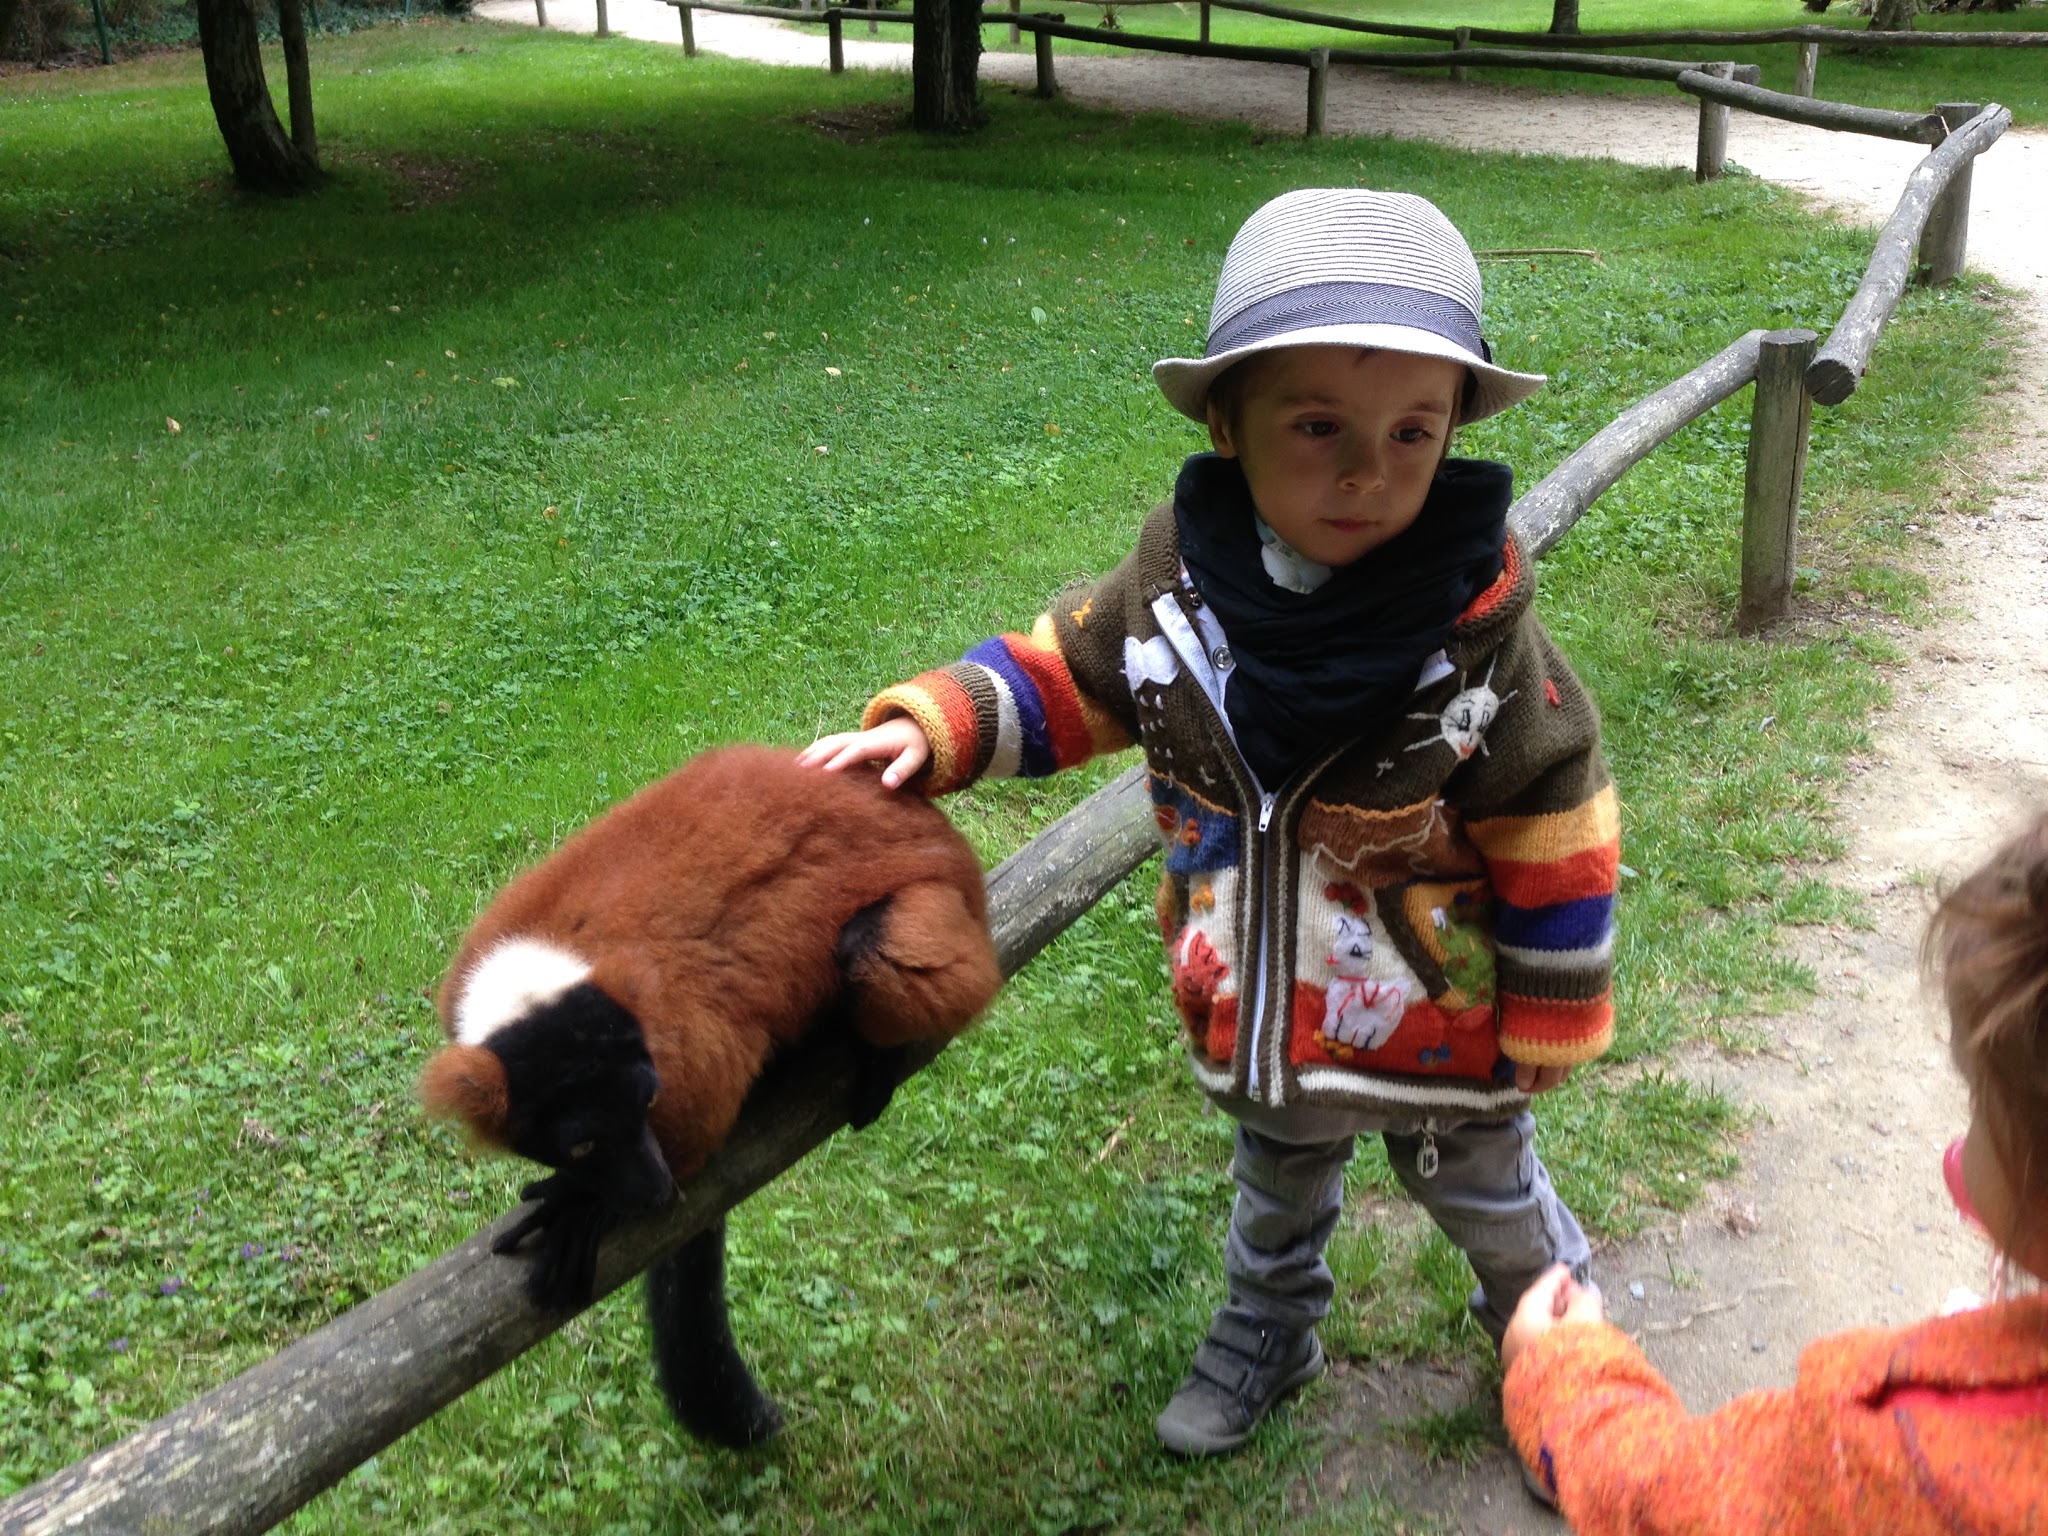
[
  {"x1": 646, "y1": 1219, "x2": 783, "y2": 1448},
  {"x1": 839, "y1": 881, "x2": 1002, "y2": 1048},
  {"x1": 835, "y1": 883, "x2": 1002, "y2": 1127}
]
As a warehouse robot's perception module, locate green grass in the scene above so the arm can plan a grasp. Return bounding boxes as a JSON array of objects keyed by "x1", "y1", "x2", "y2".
[
  {"x1": 0, "y1": 18, "x2": 2012, "y2": 1532},
  {"x1": 993, "y1": 0, "x2": 2048, "y2": 126}
]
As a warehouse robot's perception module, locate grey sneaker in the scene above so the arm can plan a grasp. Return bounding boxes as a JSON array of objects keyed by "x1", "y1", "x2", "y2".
[{"x1": 1154, "y1": 1310, "x2": 1325, "y2": 1457}]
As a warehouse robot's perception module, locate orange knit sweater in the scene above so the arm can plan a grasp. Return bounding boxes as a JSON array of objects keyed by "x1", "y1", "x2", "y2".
[{"x1": 1503, "y1": 1293, "x2": 2048, "y2": 1535}]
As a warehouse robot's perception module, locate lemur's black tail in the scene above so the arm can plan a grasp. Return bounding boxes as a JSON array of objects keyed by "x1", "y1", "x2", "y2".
[{"x1": 646, "y1": 1219, "x2": 784, "y2": 1448}]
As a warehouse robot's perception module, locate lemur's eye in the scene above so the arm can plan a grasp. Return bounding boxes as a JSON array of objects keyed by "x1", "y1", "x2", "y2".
[{"x1": 567, "y1": 1140, "x2": 597, "y2": 1160}]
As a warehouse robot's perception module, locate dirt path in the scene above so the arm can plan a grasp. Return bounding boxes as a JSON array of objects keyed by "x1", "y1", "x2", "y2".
[{"x1": 474, "y1": 5, "x2": 2047, "y2": 1523}]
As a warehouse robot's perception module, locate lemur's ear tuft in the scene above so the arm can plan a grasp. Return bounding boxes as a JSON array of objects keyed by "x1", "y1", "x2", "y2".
[{"x1": 419, "y1": 1045, "x2": 511, "y2": 1141}]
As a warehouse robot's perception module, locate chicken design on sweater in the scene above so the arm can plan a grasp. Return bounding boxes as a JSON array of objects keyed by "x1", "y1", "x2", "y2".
[{"x1": 866, "y1": 504, "x2": 1619, "y2": 1118}]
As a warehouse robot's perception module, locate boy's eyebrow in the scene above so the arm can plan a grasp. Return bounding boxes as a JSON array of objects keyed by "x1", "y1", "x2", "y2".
[{"x1": 1276, "y1": 391, "x2": 1455, "y2": 414}]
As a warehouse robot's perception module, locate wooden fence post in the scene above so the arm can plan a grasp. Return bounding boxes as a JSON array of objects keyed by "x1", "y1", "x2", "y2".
[
  {"x1": 1199, "y1": 0, "x2": 1210, "y2": 43},
  {"x1": 1035, "y1": 26, "x2": 1057, "y2": 96},
  {"x1": 1695, "y1": 60, "x2": 1734, "y2": 182},
  {"x1": 1792, "y1": 40, "x2": 1818, "y2": 97},
  {"x1": 829, "y1": 7, "x2": 844, "y2": 72},
  {"x1": 533, "y1": 0, "x2": 546, "y2": 26},
  {"x1": 594, "y1": 0, "x2": 609, "y2": 35},
  {"x1": 1451, "y1": 25, "x2": 1470, "y2": 82},
  {"x1": 1917, "y1": 102, "x2": 1982, "y2": 286},
  {"x1": 1306, "y1": 45, "x2": 1328, "y2": 137},
  {"x1": 1010, "y1": 0, "x2": 1020, "y2": 44},
  {"x1": 869, "y1": 4, "x2": 878, "y2": 34},
  {"x1": 1739, "y1": 328, "x2": 1818, "y2": 634},
  {"x1": 679, "y1": 1, "x2": 695, "y2": 53}
]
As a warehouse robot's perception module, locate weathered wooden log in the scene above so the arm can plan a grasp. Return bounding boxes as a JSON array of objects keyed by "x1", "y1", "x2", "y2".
[
  {"x1": 1917, "y1": 102, "x2": 1982, "y2": 286},
  {"x1": 1738, "y1": 330, "x2": 1819, "y2": 634},
  {"x1": 1098, "y1": 0, "x2": 2048, "y2": 47},
  {"x1": 1696, "y1": 61, "x2": 1734, "y2": 181},
  {"x1": 1306, "y1": 44, "x2": 1328, "y2": 137},
  {"x1": 1676, "y1": 66, "x2": 1947, "y2": 142},
  {"x1": 1511, "y1": 331, "x2": 1766, "y2": 560},
  {"x1": 1792, "y1": 38, "x2": 1818, "y2": 96},
  {"x1": 1034, "y1": 22, "x2": 1056, "y2": 94},
  {"x1": 1443, "y1": 19, "x2": 2048, "y2": 47},
  {"x1": 595, "y1": 0, "x2": 608, "y2": 34},
  {"x1": 0, "y1": 769, "x2": 1164, "y2": 1536},
  {"x1": 1325, "y1": 43, "x2": 1705, "y2": 82},
  {"x1": 1450, "y1": 24, "x2": 1469, "y2": 81},
  {"x1": 828, "y1": 6, "x2": 844, "y2": 70},
  {"x1": 1013, "y1": 13, "x2": 1305, "y2": 65},
  {"x1": 1806, "y1": 103, "x2": 2011, "y2": 405},
  {"x1": 679, "y1": 0, "x2": 694, "y2": 51}
]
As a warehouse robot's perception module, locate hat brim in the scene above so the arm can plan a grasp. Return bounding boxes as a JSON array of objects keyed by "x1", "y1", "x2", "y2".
[{"x1": 1152, "y1": 322, "x2": 1546, "y2": 426}]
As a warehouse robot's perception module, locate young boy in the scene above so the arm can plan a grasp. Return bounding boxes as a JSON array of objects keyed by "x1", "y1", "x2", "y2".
[{"x1": 802, "y1": 188, "x2": 1618, "y2": 1458}]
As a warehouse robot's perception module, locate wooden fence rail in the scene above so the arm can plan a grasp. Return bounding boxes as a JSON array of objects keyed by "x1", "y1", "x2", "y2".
[
  {"x1": 1807, "y1": 102, "x2": 2011, "y2": 405},
  {"x1": 1088, "y1": 0, "x2": 2048, "y2": 50},
  {"x1": 1674, "y1": 65, "x2": 1948, "y2": 142}
]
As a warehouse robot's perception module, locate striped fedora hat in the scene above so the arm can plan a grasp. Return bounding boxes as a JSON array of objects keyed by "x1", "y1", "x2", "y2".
[{"x1": 1153, "y1": 188, "x2": 1545, "y2": 425}]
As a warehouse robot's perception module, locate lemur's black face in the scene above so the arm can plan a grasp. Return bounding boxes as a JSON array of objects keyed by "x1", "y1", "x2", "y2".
[{"x1": 487, "y1": 981, "x2": 674, "y2": 1215}]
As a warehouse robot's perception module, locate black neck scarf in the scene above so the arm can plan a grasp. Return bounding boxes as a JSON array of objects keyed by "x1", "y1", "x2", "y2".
[{"x1": 1172, "y1": 451, "x2": 1511, "y2": 790}]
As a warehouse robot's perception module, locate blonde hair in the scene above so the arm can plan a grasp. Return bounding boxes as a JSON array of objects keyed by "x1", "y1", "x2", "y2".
[{"x1": 1924, "y1": 811, "x2": 2048, "y2": 1259}]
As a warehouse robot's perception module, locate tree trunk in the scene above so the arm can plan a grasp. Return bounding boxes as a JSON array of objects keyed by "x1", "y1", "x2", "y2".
[
  {"x1": 911, "y1": 0, "x2": 981, "y2": 133},
  {"x1": 0, "y1": 0, "x2": 21, "y2": 57},
  {"x1": 1869, "y1": 0, "x2": 1917, "y2": 28},
  {"x1": 277, "y1": 0, "x2": 317, "y2": 160},
  {"x1": 1548, "y1": 0, "x2": 1580, "y2": 35},
  {"x1": 194, "y1": 0, "x2": 322, "y2": 192}
]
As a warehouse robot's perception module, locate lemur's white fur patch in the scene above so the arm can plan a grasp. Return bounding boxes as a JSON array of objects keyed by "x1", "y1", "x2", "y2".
[{"x1": 453, "y1": 937, "x2": 593, "y2": 1045}]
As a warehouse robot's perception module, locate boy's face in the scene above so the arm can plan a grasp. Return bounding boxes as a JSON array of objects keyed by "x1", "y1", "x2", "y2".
[{"x1": 1206, "y1": 345, "x2": 1464, "y2": 569}]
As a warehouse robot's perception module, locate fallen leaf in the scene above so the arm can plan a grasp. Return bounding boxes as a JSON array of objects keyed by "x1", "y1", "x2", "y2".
[
  {"x1": 493, "y1": 377, "x2": 518, "y2": 389},
  {"x1": 165, "y1": 417, "x2": 181, "y2": 435},
  {"x1": 814, "y1": 444, "x2": 829, "y2": 456},
  {"x1": 1044, "y1": 422, "x2": 1062, "y2": 435},
  {"x1": 825, "y1": 366, "x2": 842, "y2": 378}
]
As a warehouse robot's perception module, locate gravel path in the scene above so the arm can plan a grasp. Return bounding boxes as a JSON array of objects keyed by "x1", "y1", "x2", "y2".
[{"x1": 475, "y1": 5, "x2": 2047, "y2": 1524}]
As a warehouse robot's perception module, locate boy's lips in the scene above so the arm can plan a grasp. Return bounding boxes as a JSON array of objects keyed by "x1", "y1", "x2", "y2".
[{"x1": 1323, "y1": 517, "x2": 1370, "y2": 532}]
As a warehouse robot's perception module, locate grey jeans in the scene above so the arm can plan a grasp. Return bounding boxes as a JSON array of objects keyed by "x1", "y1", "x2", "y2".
[{"x1": 1221, "y1": 1114, "x2": 1591, "y2": 1345}]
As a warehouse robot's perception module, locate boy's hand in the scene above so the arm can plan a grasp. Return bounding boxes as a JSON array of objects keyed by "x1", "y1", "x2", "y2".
[
  {"x1": 1515, "y1": 1063, "x2": 1574, "y2": 1095},
  {"x1": 1501, "y1": 1262, "x2": 1606, "y2": 1372},
  {"x1": 796, "y1": 717, "x2": 931, "y2": 790}
]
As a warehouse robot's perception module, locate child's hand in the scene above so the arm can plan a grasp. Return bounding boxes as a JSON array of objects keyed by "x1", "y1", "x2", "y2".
[
  {"x1": 796, "y1": 717, "x2": 931, "y2": 790},
  {"x1": 1515, "y1": 1063, "x2": 1574, "y2": 1095},
  {"x1": 1501, "y1": 1262, "x2": 1606, "y2": 1371}
]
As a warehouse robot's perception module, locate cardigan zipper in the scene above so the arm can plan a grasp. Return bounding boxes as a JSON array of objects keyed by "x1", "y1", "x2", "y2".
[{"x1": 1148, "y1": 587, "x2": 1355, "y2": 1107}]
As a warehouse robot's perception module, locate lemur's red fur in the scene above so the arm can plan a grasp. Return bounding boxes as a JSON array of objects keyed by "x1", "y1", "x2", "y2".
[{"x1": 422, "y1": 745, "x2": 1001, "y2": 1180}]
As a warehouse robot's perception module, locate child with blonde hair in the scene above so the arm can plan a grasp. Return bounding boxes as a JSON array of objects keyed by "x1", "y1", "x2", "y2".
[{"x1": 1502, "y1": 811, "x2": 2048, "y2": 1531}]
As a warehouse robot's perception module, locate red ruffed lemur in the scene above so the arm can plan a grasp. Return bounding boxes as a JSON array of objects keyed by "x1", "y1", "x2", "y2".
[{"x1": 419, "y1": 745, "x2": 1001, "y2": 1447}]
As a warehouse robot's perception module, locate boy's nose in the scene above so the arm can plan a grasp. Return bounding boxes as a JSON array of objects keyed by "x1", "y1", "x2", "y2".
[{"x1": 1338, "y1": 440, "x2": 1385, "y2": 493}]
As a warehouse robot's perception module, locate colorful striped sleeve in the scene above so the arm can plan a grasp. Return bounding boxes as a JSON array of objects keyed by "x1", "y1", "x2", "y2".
[
  {"x1": 1458, "y1": 610, "x2": 1619, "y2": 1068},
  {"x1": 1468, "y1": 783, "x2": 1619, "y2": 1066},
  {"x1": 862, "y1": 612, "x2": 1134, "y2": 797}
]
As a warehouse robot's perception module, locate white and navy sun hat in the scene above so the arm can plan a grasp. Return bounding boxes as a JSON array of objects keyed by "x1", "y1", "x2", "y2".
[{"x1": 1152, "y1": 188, "x2": 1545, "y2": 426}]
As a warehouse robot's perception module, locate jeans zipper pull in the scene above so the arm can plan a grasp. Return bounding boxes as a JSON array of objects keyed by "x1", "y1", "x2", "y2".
[{"x1": 1417, "y1": 1128, "x2": 1440, "y2": 1180}]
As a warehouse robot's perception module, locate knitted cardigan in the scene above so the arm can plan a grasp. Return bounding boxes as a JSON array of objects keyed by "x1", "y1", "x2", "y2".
[
  {"x1": 1504, "y1": 1293, "x2": 2048, "y2": 1534},
  {"x1": 867, "y1": 503, "x2": 1618, "y2": 1119}
]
